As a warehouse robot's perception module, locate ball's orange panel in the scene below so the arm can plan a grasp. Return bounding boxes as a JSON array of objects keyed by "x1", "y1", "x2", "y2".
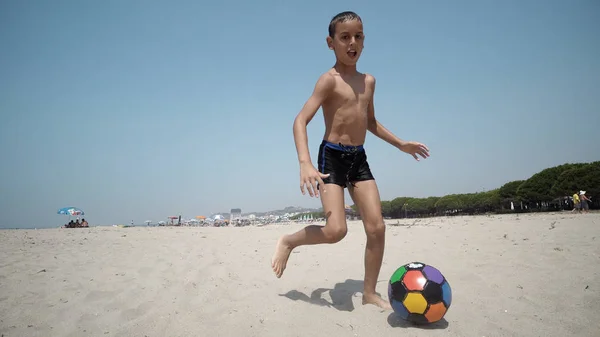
[{"x1": 424, "y1": 302, "x2": 447, "y2": 323}]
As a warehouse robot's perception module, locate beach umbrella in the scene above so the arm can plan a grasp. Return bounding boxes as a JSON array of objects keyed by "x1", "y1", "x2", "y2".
[{"x1": 57, "y1": 207, "x2": 84, "y2": 216}]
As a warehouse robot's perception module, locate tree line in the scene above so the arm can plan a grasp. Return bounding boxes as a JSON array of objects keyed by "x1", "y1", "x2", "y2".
[
  {"x1": 374, "y1": 161, "x2": 599, "y2": 218},
  {"x1": 294, "y1": 161, "x2": 599, "y2": 219}
]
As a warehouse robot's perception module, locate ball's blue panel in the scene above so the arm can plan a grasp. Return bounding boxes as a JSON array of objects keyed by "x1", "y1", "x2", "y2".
[
  {"x1": 441, "y1": 280, "x2": 452, "y2": 307},
  {"x1": 390, "y1": 299, "x2": 409, "y2": 319}
]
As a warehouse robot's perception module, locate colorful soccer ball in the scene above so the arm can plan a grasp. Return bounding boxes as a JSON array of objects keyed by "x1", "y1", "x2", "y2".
[{"x1": 388, "y1": 262, "x2": 452, "y2": 324}]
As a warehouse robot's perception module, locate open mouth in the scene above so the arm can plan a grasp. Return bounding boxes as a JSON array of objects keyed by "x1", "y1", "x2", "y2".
[{"x1": 347, "y1": 50, "x2": 357, "y2": 58}]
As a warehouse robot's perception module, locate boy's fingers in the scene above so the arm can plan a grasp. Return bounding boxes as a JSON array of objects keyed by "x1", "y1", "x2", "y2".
[
  {"x1": 316, "y1": 176, "x2": 326, "y2": 194},
  {"x1": 311, "y1": 180, "x2": 319, "y2": 197},
  {"x1": 311, "y1": 177, "x2": 319, "y2": 197}
]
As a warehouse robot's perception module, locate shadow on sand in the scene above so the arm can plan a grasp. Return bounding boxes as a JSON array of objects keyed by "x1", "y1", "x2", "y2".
[
  {"x1": 281, "y1": 279, "x2": 449, "y2": 329},
  {"x1": 387, "y1": 313, "x2": 449, "y2": 330},
  {"x1": 280, "y1": 279, "x2": 376, "y2": 312}
]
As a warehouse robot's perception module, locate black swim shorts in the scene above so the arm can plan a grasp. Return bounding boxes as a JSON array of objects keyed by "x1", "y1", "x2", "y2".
[{"x1": 317, "y1": 140, "x2": 375, "y2": 188}]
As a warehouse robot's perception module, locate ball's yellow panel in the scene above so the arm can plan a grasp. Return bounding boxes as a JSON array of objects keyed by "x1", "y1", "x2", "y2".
[{"x1": 403, "y1": 293, "x2": 428, "y2": 314}]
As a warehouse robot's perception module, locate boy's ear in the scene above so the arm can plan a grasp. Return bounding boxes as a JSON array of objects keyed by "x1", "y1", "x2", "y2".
[{"x1": 326, "y1": 36, "x2": 333, "y2": 50}]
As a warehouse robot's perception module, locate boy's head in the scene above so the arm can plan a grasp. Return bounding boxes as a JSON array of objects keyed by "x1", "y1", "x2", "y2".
[{"x1": 326, "y1": 11, "x2": 364, "y2": 66}]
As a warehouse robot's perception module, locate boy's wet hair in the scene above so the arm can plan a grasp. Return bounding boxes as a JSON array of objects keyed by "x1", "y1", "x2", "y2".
[{"x1": 328, "y1": 11, "x2": 362, "y2": 38}]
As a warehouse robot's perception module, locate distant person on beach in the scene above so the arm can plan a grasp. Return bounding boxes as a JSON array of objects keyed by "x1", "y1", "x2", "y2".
[
  {"x1": 579, "y1": 191, "x2": 591, "y2": 213},
  {"x1": 271, "y1": 11, "x2": 430, "y2": 309},
  {"x1": 572, "y1": 192, "x2": 581, "y2": 212}
]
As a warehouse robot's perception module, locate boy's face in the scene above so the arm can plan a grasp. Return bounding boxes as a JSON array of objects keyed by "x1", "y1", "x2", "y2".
[{"x1": 327, "y1": 20, "x2": 364, "y2": 66}]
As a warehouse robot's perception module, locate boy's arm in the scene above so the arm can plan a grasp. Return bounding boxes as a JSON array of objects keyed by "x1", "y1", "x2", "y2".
[
  {"x1": 293, "y1": 73, "x2": 335, "y2": 165},
  {"x1": 365, "y1": 75, "x2": 406, "y2": 149}
]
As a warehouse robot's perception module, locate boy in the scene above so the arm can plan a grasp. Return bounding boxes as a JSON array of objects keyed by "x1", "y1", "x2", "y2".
[{"x1": 271, "y1": 11, "x2": 430, "y2": 309}]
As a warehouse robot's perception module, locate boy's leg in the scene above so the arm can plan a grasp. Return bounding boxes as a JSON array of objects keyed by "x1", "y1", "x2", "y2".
[
  {"x1": 271, "y1": 183, "x2": 347, "y2": 278},
  {"x1": 348, "y1": 180, "x2": 392, "y2": 309}
]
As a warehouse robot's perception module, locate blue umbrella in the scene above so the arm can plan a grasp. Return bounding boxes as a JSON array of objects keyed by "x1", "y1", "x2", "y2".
[{"x1": 57, "y1": 207, "x2": 85, "y2": 216}]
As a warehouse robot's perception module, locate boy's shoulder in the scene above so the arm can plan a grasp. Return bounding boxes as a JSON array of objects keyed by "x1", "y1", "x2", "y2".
[{"x1": 364, "y1": 73, "x2": 376, "y2": 87}]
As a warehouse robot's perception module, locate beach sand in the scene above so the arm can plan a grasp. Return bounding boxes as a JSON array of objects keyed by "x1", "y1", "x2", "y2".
[{"x1": 1, "y1": 212, "x2": 599, "y2": 337}]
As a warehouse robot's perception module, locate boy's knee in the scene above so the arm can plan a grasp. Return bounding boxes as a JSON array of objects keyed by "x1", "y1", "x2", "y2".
[
  {"x1": 365, "y1": 220, "x2": 385, "y2": 239},
  {"x1": 325, "y1": 226, "x2": 347, "y2": 243}
]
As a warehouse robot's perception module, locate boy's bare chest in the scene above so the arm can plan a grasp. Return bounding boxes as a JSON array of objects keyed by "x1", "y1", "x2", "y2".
[{"x1": 331, "y1": 80, "x2": 372, "y2": 107}]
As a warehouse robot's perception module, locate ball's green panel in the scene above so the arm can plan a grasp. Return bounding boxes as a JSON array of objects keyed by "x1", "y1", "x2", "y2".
[{"x1": 390, "y1": 266, "x2": 407, "y2": 284}]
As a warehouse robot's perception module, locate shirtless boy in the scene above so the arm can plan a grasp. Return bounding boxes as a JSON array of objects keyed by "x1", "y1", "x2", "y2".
[{"x1": 271, "y1": 11, "x2": 430, "y2": 309}]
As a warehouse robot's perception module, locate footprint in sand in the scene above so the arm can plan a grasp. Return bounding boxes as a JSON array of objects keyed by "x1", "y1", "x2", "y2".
[
  {"x1": 119, "y1": 301, "x2": 155, "y2": 321},
  {"x1": 84, "y1": 290, "x2": 120, "y2": 303},
  {"x1": 137, "y1": 266, "x2": 154, "y2": 277}
]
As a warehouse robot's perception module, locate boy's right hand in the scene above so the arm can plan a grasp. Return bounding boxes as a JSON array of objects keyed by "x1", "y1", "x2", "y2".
[{"x1": 299, "y1": 162, "x2": 330, "y2": 198}]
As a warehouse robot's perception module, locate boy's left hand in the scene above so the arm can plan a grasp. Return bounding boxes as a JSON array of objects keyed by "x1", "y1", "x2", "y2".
[{"x1": 399, "y1": 141, "x2": 430, "y2": 161}]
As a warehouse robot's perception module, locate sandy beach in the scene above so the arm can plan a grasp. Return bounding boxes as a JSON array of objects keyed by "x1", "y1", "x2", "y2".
[{"x1": 1, "y1": 212, "x2": 599, "y2": 337}]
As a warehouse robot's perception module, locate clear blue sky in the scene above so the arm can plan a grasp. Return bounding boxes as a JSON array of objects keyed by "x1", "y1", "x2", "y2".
[{"x1": 1, "y1": 0, "x2": 599, "y2": 228}]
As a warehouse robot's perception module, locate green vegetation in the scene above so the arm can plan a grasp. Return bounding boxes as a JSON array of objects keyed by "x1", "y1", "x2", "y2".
[{"x1": 366, "y1": 161, "x2": 599, "y2": 218}]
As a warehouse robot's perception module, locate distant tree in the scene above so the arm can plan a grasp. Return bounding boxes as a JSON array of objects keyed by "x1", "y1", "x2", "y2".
[
  {"x1": 516, "y1": 163, "x2": 586, "y2": 203},
  {"x1": 551, "y1": 161, "x2": 600, "y2": 197},
  {"x1": 390, "y1": 197, "x2": 410, "y2": 218},
  {"x1": 380, "y1": 200, "x2": 392, "y2": 216},
  {"x1": 477, "y1": 189, "x2": 502, "y2": 211},
  {"x1": 434, "y1": 194, "x2": 466, "y2": 213},
  {"x1": 499, "y1": 180, "x2": 524, "y2": 200}
]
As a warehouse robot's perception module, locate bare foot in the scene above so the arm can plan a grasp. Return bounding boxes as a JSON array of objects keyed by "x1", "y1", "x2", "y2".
[
  {"x1": 271, "y1": 236, "x2": 293, "y2": 278},
  {"x1": 362, "y1": 292, "x2": 392, "y2": 310}
]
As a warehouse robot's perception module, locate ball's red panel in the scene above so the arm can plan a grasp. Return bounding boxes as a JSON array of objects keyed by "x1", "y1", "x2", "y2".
[
  {"x1": 403, "y1": 270, "x2": 427, "y2": 291},
  {"x1": 425, "y1": 302, "x2": 447, "y2": 323}
]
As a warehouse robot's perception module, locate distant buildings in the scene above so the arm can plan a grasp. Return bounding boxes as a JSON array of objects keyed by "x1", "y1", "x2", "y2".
[{"x1": 230, "y1": 208, "x2": 242, "y2": 221}]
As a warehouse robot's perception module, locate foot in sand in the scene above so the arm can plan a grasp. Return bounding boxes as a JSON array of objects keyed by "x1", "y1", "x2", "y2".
[
  {"x1": 271, "y1": 236, "x2": 293, "y2": 278},
  {"x1": 362, "y1": 292, "x2": 392, "y2": 310}
]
